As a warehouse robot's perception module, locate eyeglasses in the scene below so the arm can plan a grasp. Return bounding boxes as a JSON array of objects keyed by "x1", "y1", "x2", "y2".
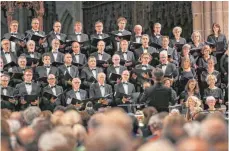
[
  {"x1": 48, "y1": 78, "x2": 55, "y2": 80},
  {"x1": 25, "y1": 74, "x2": 32, "y2": 76}
]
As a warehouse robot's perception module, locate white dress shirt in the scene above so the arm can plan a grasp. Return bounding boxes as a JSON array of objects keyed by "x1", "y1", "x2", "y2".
[
  {"x1": 122, "y1": 82, "x2": 128, "y2": 94},
  {"x1": 98, "y1": 53, "x2": 103, "y2": 60},
  {"x1": 25, "y1": 83, "x2": 32, "y2": 95},
  {"x1": 123, "y1": 51, "x2": 127, "y2": 60},
  {"x1": 74, "y1": 53, "x2": 80, "y2": 63},
  {"x1": 50, "y1": 85, "x2": 56, "y2": 96},
  {"x1": 75, "y1": 90, "x2": 81, "y2": 100},
  {"x1": 99, "y1": 83, "x2": 105, "y2": 97},
  {"x1": 114, "y1": 65, "x2": 120, "y2": 74},
  {"x1": 55, "y1": 32, "x2": 61, "y2": 40},
  {"x1": 2, "y1": 88, "x2": 7, "y2": 95},
  {"x1": 136, "y1": 37, "x2": 141, "y2": 43},
  {"x1": 75, "y1": 32, "x2": 81, "y2": 42},
  {"x1": 162, "y1": 64, "x2": 167, "y2": 73},
  {"x1": 10, "y1": 41, "x2": 16, "y2": 53},
  {"x1": 30, "y1": 53, "x2": 35, "y2": 58},
  {"x1": 4, "y1": 52, "x2": 12, "y2": 63},
  {"x1": 46, "y1": 67, "x2": 50, "y2": 76},
  {"x1": 52, "y1": 51, "x2": 58, "y2": 61}
]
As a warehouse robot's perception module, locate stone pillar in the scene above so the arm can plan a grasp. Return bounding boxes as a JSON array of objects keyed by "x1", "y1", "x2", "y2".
[
  {"x1": 6, "y1": 2, "x2": 15, "y2": 32},
  {"x1": 18, "y1": 3, "x2": 24, "y2": 33},
  {"x1": 192, "y1": 1, "x2": 204, "y2": 38},
  {"x1": 222, "y1": 1, "x2": 229, "y2": 39},
  {"x1": 203, "y1": 1, "x2": 211, "y2": 40},
  {"x1": 36, "y1": 2, "x2": 44, "y2": 31}
]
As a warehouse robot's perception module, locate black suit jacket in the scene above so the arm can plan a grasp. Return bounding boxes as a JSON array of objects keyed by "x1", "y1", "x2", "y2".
[
  {"x1": 115, "y1": 50, "x2": 136, "y2": 66},
  {"x1": 58, "y1": 64, "x2": 79, "y2": 79},
  {"x1": 111, "y1": 30, "x2": 132, "y2": 51},
  {"x1": 140, "y1": 82, "x2": 173, "y2": 112},
  {"x1": 41, "y1": 85, "x2": 64, "y2": 111},
  {"x1": 89, "y1": 83, "x2": 113, "y2": 103},
  {"x1": 15, "y1": 82, "x2": 41, "y2": 110},
  {"x1": 35, "y1": 65, "x2": 59, "y2": 80},
  {"x1": 90, "y1": 33, "x2": 114, "y2": 54},
  {"x1": 207, "y1": 34, "x2": 228, "y2": 53},
  {"x1": 1, "y1": 86, "x2": 17, "y2": 110},
  {"x1": 156, "y1": 63, "x2": 178, "y2": 79},
  {"x1": 106, "y1": 65, "x2": 127, "y2": 85},
  {"x1": 66, "y1": 89, "x2": 88, "y2": 106},
  {"x1": 24, "y1": 29, "x2": 48, "y2": 49},
  {"x1": 71, "y1": 52, "x2": 87, "y2": 66},
  {"x1": 47, "y1": 31, "x2": 67, "y2": 47},
  {"x1": 3, "y1": 32, "x2": 25, "y2": 56},
  {"x1": 48, "y1": 52, "x2": 64, "y2": 63},
  {"x1": 169, "y1": 37, "x2": 186, "y2": 48},
  {"x1": 114, "y1": 82, "x2": 135, "y2": 105},
  {"x1": 90, "y1": 51, "x2": 111, "y2": 63},
  {"x1": 134, "y1": 46, "x2": 158, "y2": 60},
  {"x1": 1, "y1": 51, "x2": 17, "y2": 66},
  {"x1": 80, "y1": 66, "x2": 103, "y2": 88},
  {"x1": 150, "y1": 34, "x2": 162, "y2": 46}
]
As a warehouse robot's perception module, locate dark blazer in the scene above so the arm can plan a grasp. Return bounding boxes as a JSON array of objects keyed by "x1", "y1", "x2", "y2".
[
  {"x1": 24, "y1": 29, "x2": 48, "y2": 48},
  {"x1": 197, "y1": 55, "x2": 217, "y2": 69},
  {"x1": 1, "y1": 51, "x2": 17, "y2": 66},
  {"x1": 158, "y1": 47, "x2": 179, "y2": 66},
  {"x1": 130, "y1": 34, "x2": 142, "y2": 43},
  {"x1": 35, "y1": 66, "x2": 59, "y2": 80},
  {"x1": 47, "y1": 31, "x2": 67, "y2": 47},
  {"x1": 150, "y1": 34, "x2": 162, "y2": 46},
  {"x1": 3, "y1": 32, "x2": 25, "y2": 56},
  {"x1": 41, "y1": 85, "x2": 64, "y2": 111},
  {"x1": 89, "y1": 83, "x2": 113, "y2": 103},
  {"x1": 66, "y1": 89, "x2": 88, "y2": 106},
  {"x1": 207, "y1": 34, "x2": 228, "y2": 53},
  {"x1": 1, "y1": 86, "x2": 17, "y2": 111},
  {"x1": 111, "y1": 30, "x2": 132, "y2": 51},
  {"x1": 48, "y1": 52, "x2": 64, "y2": 63},
  {"x1": 220, "y1": 54, "x2": 228, "y2": 84},
  {"x1": 140, "y1": 82, "x2": 173, "y2": 112},
  {"x1": 90, "y1": 51, "x2": 111, "y2": 62},
  {"x1": 114, "y1": 82, "x2": 136, "y2": 105},
  {"x1": 10, "y1": 66, "x2": 28, "y2": 87},
  {"x1": 156, "y1": 63, "x2": 178, "y2": 79},
  {"x1": 15, "y1": 82, "x2": 41, "y2": 110},
  {"x1": 106, "y1": 65, "x2": 127, "y2": 85},
  {"x1": 71, "y1": 52, "x2": 87, "y2": 65},
  {"x1": 58, "y1": 64, "x2": 79, "y2": 78},
  {"x1": 80, "y1": 67, "x2": 103, "y2": 88},
  {"x1": 169, "y1": 37, "x2": 186, "y2": 48},
  {"x1": 90, "y1": 33, "x2": 114, "y2": 54},
  {"x1": 22, "y1": 52, "x2": 41, "y2": 60},
  {"x1": 67, "y1": 33, "x2": 89, "y2": 42},
  {"x1": 134, "y1": 46, "x2": 158, "y2": 60},
  {"x1": 115, "y1": 50, "x2": 136, "y2": 66}
]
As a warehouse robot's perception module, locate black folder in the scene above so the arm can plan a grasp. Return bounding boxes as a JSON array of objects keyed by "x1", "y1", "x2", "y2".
[
  {"x1": 109, "y1": 73, "x2": 122, "y2": 81},
  {"x1": 151, "y1": 52, "x2": 160, "y2": 59},
  {"x1": 38, "y1": 77, "x2": 48, "y2": 83},
  {"x1": 43, "y1": 91, "x2": 63, "y2": 100},
  {"x1": 64, "y1": 72, "x2": 73, "y2": 81},
  {"x1": 132, "y1": 68, "x2": 152, "y2": 76},
  {"x1": 11, "y1": 72, "x2": 23, "y2": 79},
  {"x1": 88, "y1": 76, "x2": 97, "y2": 83},
  {"x1": 96, "y1": 60, "x2": 108, "y2": 67},
  {"x1": 31, "y1": 33, "x2": 46, "y2": 42},
  {"x1": 130, "y1": 42, "x2": 142, "y2": 49},
  {"x1": 119, "y1": 59, "x2": 131, "y2": 66},
  {"x1": 3, "y1": 61, "x2": 17, "y2": 69},
  {"x1": 24, "y1": 94, "x2": 38, "y2": 103},
  {"x1": 26, "y1": 57, "x2": 39, "y2": 66},
  {"x1": 66, "y1": 40, "x2": 89, "y2": 47},
  {"x1": 150, "y1": 42, "x2": 162, "y2": 49},
  {"x1": 1, "y1": 95, "x2": 15, "y2": 101},
  {"x1": 205, "y1": 41, "x2": 216, "y2": 48},
  {"x1": 72, "y1": 62, "x2": 83, "y2": 68},
  {"x1": 174, "y1": 44, "x2": 185, "y2": 52},
  {"x1": 70, "y1": 97, "x2": 94, "y2": 105},
  {"x1": 9, "y1": 35, "x2": 24, "y2": 43},
  {"x1": 113, "y1": 34, "x2": 131, "y2": 41},
  {"x1": 91, "y1": 36, "x2": 111, "y2": 47},
  {"x1": 190, "y1": 47, "x2": 202, "y2": 55}
]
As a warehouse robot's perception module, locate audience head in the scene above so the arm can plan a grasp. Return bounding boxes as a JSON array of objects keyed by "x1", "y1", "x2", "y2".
[
  {"x1": 163, "y1": 77, "x2": 173, "y2": 88},
  {"x1": 59, "y1": 110, "x2": 81, "y2": 127},
  {"x1": 185, "y1": 79, "x2": 199, "y2": 93},
  {"x1": 142, "y1": 107, "x2": 158, "y2": 126},
  {"x1": 186, "y1": 96, "x2": 201, "y2": 108},
  {"x1": 142, "y1": 81, "x2": 151, "y2": 90},
  {"x1": 87, "y1": 113, "x2": 106, "y2": 134},
  {"x1": 177, "y1": 137, "x2": 210, "y2": 151},
  {"x1": 138, "y1": 139, "x2": 175, "y2": 151},
  {"x1": 23, "y1": 106, "x2": 41, "y2": 125}
]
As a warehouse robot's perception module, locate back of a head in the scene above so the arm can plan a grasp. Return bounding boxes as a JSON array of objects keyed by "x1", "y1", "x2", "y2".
[
  {"x1": 85, "y1": 125, "x2": 133, "y2": 151},
  {"x1": 87, "y1": 113, "x2": 106, "y2": 132},
  {"x1": 59, "y1": 110, "x2": 81, "y2": 126},
  {"x1": 153, "y1": 68, "x2": 164, "y2": 82},
  {"x1": 137, "y1": 139, "x2": 175, "y2": 151},
  {"x1": 177, "y1": 137, "x2": 210, "y2": 151},
  {"x1": 23, "y1": 106, "x2": 41, "y2": 125}
]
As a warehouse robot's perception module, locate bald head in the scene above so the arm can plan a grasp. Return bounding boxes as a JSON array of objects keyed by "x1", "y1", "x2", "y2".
[
  {"x1": 17, "y1": 127, "x2": 36, "y2": 145},
  {"x1": 177, "y1": 137, "x2": 210, "y2": 151}
]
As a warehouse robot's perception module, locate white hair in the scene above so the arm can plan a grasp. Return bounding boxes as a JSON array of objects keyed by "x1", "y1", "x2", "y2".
[
  {"x1": 23, "y1": 106, "x2": 41, "y2": 125},
  {"x1": 183, "y1": 121, "x2": 201, "y2": 137},
  {"x1": 160, "y1": 50, "x2": 168, "y2": 56},
  {"x1": 26, "y1": 40, "x2": 35, "y2": 47},
  {"x1": 206, "y1": 96, "x2": 216, "y2": 103},
  {"x1": 38, "y1": 131, "x2": 68, "y2": 151},
  {"x1": 173, "y1": 26, "x2": 182, "y2": 33}
]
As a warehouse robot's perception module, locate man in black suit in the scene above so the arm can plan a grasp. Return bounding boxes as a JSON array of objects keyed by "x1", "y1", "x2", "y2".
[
  {"x1": 131, "y1": 53, "x2": 154, "y2": 91},
  {"x1": 111, "y1": 17, "x2": 132, "y2": 52},
  {"x1": 66, "y1": 78, "x2": 88, "y2": 108},
  {"x1": 23, "y1": 40, "x2": 41, "y2": 67},
  {"x1": 150, "y1": 22, "x2": 163, "y2": 46},
  {"x1": 90, "y1": 40, "x2": 111, "y2": 69},
  {"x1": 130, "y1": 25, "x2": 143, "y2": 43},
  {"x1": 41, "y1": 74, "x2": 64, "y2": 111},
  {"x1": 156, "y1": 50, "x2": 178, "y2": 79},
  {"x1": 47, "y1": 21, "x2": 67, "y2": 51},
  {"x1": 35, "y1": 53, "x2": 59, "y2": 84},
  {"x1": 106, "y1": 54, "x2": 127, "y2": 86},
  {"x1": 80, "y1": 56, "x2": 103, "y2": 89},
  {"x1": 71, "y1": 41, "x2": 87, "y2": 66},
  {"x1": 159, "y1": 36, "x2": 179, "y2": 67},
  {"x1": 90, "y1": 21, "x2": 113, "y2": 55},
  {"x1": 58, "y1": 53, "x2": 79, "y2": 91},
  {"x1": 115, "y1": 40, "x2": 135, "y2": 69},
  {"x1": 3, "y1": 20, "x2": 25, "y2": 57},
  {"x1": 67, "y1": 21, "x2": 89, "y2": 55},
  {"x1": 49, "y1": 39, "x2": 64, "y2": 64},
  {"x1": 140, "y1": 68, "x2": 173, "y2": 112},
  {"x1": 114, "y1": 70, "x2": 136, "y2": 105},
  {"x1": 89, "y1": 72, "x2": 113, "y2": 108},
  {"x1": 1, "y1": 39, "x2": 18, "y2": 69},
  {"x1": 15, "y1": 69, "x2": 41, "y2": 110},
  {"x1": 24, "y1": 18, "x2": 48, "y2": 53},
  {"x1": 1, "y1": 74, "x2": 17, "y2": 111},
  {"x1": 134, "y1": 34, "x2": 158, "y2": 62}
]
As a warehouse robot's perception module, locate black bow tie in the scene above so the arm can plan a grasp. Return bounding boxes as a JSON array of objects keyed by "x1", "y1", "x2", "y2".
[
  {"x1": 114, "y1": 66, "x2": 120, "y2": 68},
  {"x1": 98, "y1": 53, "x2": 103, "y2": 55},
  {"x1": 118, "y1": 31, "x2": 123, "y2": 33},
  {"x1": 50, "y1": 85, "x2": 56, "y2": 89},
  {"x1": 53, "y1": 51, "x2": 58, "y2": 54},
  {"x1": 142, "y1": 65, "x2": 147, "y2": 68},
  {"x1": 25, "y1": 82, "x2": 32, "y2": 85},
  {"x1": 76, "y1": 33, "x2": 81, "y2": 36},
  {"x1": 91, "y1": 68, "x2": 96, "y2": 71},
  {"x1": 74, "y1": 53, "x2": 80, "y2": 56},
  {"x1": 162, "y1": 64, "x2": 167, "y2": 66},
  {"x1": 100, "y1": 85, "x2": 105, "y2": 87},
  {"x1": 122, "y1": 82, "x2": 128, "y2": 85},
  {"x1": 156, "y1": 34, "x2": 161, "y2": 36},
  {"x1": 29, "y1": 52, "x2": 34, "y2": 54},
  {"x1": 56, "y1": 33, "x2": 60, "y2": 36},
  {"x1": 74, "y1": 90, "x2": 80, "y2": 93},
  {"x1": 135, "y1": 35, "x2": 141, "y2": 38},
  {"x1": 98, "y1": 34, "x2": 103, "y2": 36},
  {"x1": 143, "y1": 47, "x2": 148, "y2": 49},
  {"x1": 123, "y1": 52, "x2": 127, "y2": 54},
  {"x1": 2, "y1": 87, "x2": 7, "y2": 90},
  {"x1": 4, "y1": 52, "x2": 10, "y2": 54},
  {"x1": 34, "y1": 31, "x2": 39, "y2": 33},
  {"x1": 45, "y1": 66, "x2": 50, "y2": 68},
  {"x1": 66, "y1": 65, "x2": 72, "y2": 68},
  {"x1": 11, "y1": 33, "x2": 17, "y2": 35}
]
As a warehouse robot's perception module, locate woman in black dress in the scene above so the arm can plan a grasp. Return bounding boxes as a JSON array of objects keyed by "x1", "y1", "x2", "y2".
[
  {"x1": 197, "y1": 45, "x2": 217, "y2": 69},
  {"x1": 207, "y1": 23, "x2": 228, "y2": 61},
  {"x1": 178, "y1": 57, "x2": 197, "y2": 94},
  {"x1": 203, "y1": 74, "x2": 223, "y2": 109},
  {"x1": 169, "y1": 26, "x2": 186, "y2": 48},
  {"x1": 179, "y1": 79, "x2": 200, "y2": 104}
]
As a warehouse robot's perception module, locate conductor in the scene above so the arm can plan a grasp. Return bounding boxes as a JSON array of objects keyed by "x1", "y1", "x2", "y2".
[{"x1": 140, "y1": 68, "x2": 173, "y2": 112}]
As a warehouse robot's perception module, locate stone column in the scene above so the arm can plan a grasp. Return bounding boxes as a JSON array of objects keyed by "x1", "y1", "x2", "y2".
[
  {"x1": 37, "y1": 2, "x2": 44, "y2": 31},
  {"x1": 18, "y1": 3, "x2": 24, "y2": 33},
  {"x1": 192, "y1": 1, "x2": 204, "y2": 37},
  {"x1": 6, "y1": 2, "x2": 15, "y2": 32},
  {"x1": 203, "y1": 1, "x2": 211, "y2": 40},
  {"x1": 222, "y1": 1, "x2": 228, "y2": 39}
]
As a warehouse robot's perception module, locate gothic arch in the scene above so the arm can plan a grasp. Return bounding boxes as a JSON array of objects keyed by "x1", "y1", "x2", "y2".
[{"x1": 60, "y1": 9, "x2": 73, "y2": 34}]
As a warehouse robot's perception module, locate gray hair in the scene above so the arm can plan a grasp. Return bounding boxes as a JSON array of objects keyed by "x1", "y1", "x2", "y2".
[
  {"x1": 173, "y1": 26, "x2": 182, "y2": 34},
  {"x1": 191, "y1": 31, "x2": 202, "y2": 42},
  {"x1": 148, "y1": 114, "x2": 163, "y2": 130},
  {"x1": 183, "y1": 121, "x2": 201, "y2": 137},
  {"x1": 23, "y1": 106, "x2": 41, "y2": 125},
  {"x1": 206, "y1": 96, "x2": 216, "y2": 103},
  {"x1": 160, "y1": 50, "x2": 168, "y2": 56},
  {"x1": 182, "y1": 44, "x2": 191, "y2": 50},
  {"x1": 26, "y1": 40, "x2": 35, "y2": 47},
  {"x1": 38, "y1": 131, "x2": 68, "y2": 151}
]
